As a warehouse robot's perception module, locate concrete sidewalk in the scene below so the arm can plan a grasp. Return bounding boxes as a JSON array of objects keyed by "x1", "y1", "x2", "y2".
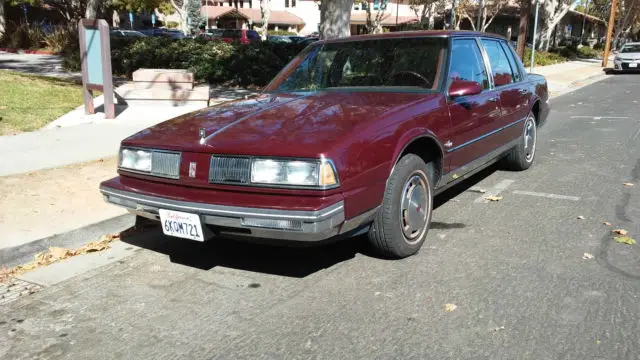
[{"x1": 529, "y1": 58, "x2": 610, "y2": 98}]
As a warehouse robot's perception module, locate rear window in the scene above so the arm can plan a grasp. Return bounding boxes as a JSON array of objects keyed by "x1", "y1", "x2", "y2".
[{"x1": 269, "y1": 37, "x2": 447, "y2": 92}]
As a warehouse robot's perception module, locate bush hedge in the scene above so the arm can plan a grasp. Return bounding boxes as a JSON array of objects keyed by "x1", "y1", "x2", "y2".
[
  {"x1": 522, "y1": 47, "x2": 568, "y2": 67},
  {"x1": 268, "y1": 30, "x2": 297, "y2": 36},
  {"x1": 63, "y1": 37, "x2": 307, "y2": 87}
]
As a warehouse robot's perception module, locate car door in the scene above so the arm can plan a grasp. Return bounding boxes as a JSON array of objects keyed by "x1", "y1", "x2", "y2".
[
  {"x1": 480, "y1": 38, "x2": 530, "y2": 145},
  {"x1": 446, "y1": 38, "x2": 503, "y2": 176}
]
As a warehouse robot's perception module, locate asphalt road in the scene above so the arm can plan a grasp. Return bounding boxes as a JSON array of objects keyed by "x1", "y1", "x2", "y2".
[{"x1": 2, "y1": 75, "x2": 640, "y2": 360}]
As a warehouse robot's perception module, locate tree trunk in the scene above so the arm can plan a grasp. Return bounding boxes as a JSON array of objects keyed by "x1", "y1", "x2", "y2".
[
  {"x1": 0, "y1": 0, "x2": 5, "y2": 36},
  {"x1": 427, "y1": 3, "x2": 436, "y2": 29},
  {"x1": 516, "y1": 0, "x2": 531, "y2": 59},
  {"x1": 170, "y1": 0, "x2": 188, "y2": 34},
  {"x1": 112, "y1": 9, "x2": 120, "y2": 28},
  {"x1": 320, "y1": 0, "x2": 353, "y2": 40},
  {"x1": 85, "y1": 0, "x2": 99, "y2": 19},
  {"x1": 259, "y1": 0, "x2": 271, "y2": 40},
  {"x1": 538, "y1": 3, "x2": 575, "y2": 50}
]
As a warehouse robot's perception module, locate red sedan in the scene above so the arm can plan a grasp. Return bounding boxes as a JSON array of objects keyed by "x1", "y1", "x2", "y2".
[{"x1": 101, "y1": 31, "x2": 550, "y2": 258}]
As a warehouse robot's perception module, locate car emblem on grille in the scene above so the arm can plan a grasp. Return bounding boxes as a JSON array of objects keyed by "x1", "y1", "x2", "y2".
[
  {"x1": 189, "y1": 162, "x2": 197, "y2": 178},
  {"x1": 199, "y1": 128, "x2": 206, "y2": 144}
]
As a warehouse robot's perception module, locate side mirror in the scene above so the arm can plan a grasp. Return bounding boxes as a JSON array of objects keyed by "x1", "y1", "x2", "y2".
[{"x1": 448, "y1": 79, "x2": 483, "y2": 98}]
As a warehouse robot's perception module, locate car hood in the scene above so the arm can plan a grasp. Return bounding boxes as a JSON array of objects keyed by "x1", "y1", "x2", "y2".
[
  {"x1": 617, "y1": 52, "x2": 640, "y2": 59},
  {"x1": 122, "y1": 91, "x2": 438, "y2": 157}
]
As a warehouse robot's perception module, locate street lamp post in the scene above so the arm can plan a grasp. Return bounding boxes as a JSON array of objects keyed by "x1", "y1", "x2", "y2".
[{"x1": 530, "y1": 0, "x2": 540, "y2": 72}]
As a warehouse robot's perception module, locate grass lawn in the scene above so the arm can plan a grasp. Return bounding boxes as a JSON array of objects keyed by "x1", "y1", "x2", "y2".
[{"x1": 0, "y1": 71, "x2": 85, "y2": 135}]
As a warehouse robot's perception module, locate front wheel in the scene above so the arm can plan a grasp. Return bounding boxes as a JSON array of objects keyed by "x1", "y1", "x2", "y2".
[
  {"x1": 368, "y1": 154, "x2": 433, "y2": 259},
  {"x1": 503, "y1": 112, "x2": 537, "y2": 171}
]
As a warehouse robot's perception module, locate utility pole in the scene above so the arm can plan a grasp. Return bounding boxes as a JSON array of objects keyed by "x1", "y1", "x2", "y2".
[
  {"x1": 602, "y1": 0, "x2": 618, "y2": 67},
  {"x1": 476, "y1": 0, "x2": 484, "y2": 31},
  {"x1": 516, "y1": 0, "x2": 532, "y2": 59}
]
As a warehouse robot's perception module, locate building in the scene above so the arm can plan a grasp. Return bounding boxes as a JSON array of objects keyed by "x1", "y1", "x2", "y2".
[{"x1": 201, "y1": 0, "x2": 424, "y2": 35}]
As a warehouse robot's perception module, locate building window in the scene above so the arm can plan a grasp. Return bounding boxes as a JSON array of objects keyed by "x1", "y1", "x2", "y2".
[
  {"x1": 240, "y1": 0, "x2": 244, "y2": 7},
  {"x1": 285, "y1": 0, "x2": 289, "y2": 7},
  {"x1": 292, "y1": 0, "x2": 296, "y2": 6},
  {"x1": 228, "y1": 0, "x2": 232, "y2": 6}
]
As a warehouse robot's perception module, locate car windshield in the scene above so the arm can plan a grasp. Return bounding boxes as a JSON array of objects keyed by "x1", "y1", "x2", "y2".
[
  {"x1": 620, "y1": 44, "x2": 640, "y2": 53},
  {"x1": 267, "y1": 37, "x2": 447, "y2": 92}
]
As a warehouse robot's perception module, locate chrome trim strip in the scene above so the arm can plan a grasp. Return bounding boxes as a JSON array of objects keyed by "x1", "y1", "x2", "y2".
[
  {"x1": 100, "y1": 186, "x2": 344, "y2": 221},
  {"x1": 446, "y1": 117, "x2": 525, "y2": 153}
]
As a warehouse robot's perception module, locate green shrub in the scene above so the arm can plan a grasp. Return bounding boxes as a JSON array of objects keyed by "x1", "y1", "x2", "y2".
[
  {"x1": 523, "y1": 47, "x2": 568, "y2": 67},
  {"x1": 268, "y1": 30, "x2": 297, "y2": 36},
  {"x1": 166, "y1": 21, "x2": 179, "y2": 29},
  {"x1": 43, "y1": 25, "x2": 76, "y2": 54},
  {"x1": 576, "y1": 46, "x2": 601, "y2": 58},
  {"x1": 64, "y1": 37, "x2": 307, "y2": 87},
  {"x1": 593, "y1": 43, "x2": 605, "y2": 50},
  {"x1": 0, "y1": 22, "x2": 41, "y2": 49}
]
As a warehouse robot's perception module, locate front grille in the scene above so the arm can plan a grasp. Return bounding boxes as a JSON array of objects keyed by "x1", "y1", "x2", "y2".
[
  {"x1": 209, "y1": 156, "x2": 251, "y2": 184},
  {"x1": 151, "y1": 151, "x2": 181, "y2": 179}
]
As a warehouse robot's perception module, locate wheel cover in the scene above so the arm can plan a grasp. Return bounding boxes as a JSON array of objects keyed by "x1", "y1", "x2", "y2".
[
  {"x1": 524, "y1": 117, "x2": 537, "y2": 162},
  {"x1": 399, "y1": 172, "x2": 430, "y2": 244}
]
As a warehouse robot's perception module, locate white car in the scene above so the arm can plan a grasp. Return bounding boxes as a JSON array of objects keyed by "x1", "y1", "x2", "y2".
[{"x1": 613, "y1": 42, "x2": 640, "y2": 71}]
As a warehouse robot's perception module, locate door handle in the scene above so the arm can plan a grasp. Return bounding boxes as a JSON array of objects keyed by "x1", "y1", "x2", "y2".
[
  {"x1": 488, "y1": 97, "x2": 498, "y2": 102},
  {"x1": 519, "y1": 89, "x2": 528, "y2": 94}
]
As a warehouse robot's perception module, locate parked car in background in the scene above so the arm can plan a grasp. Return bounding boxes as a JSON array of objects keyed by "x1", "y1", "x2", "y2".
[
  {"x1": 198, "y1": 29, "x2": 260, "y2": 44},
  {"x1": 109, "y1": 29, "x2": 147, "y2": 38},
  {"x1": 613, "y1": 42, "x2": 640, "y2": 71},
  {"x1": 295, "y1": 36, "x2": 319, "y2": 46},
  {"x1": 164, "y1": 29, "x2": 187, "y2": 40},
  {"x1": 100, "y1": 31, "x2": 549, "y2": 259},
  {"x1": 138, "y1": 28, "x2": 173, "y2": 37},
  {"x1": 267, "y1": 35, "x2": 294, "y2": 43}
]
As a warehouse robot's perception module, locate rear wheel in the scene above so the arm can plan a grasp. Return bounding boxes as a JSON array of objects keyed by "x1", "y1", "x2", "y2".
[
  {"x1": 503, "y1": 112, "x2": 537, "y2": 171},
  {"x1": 368, "y1": 154, "x2": 433, "y2": 258}
]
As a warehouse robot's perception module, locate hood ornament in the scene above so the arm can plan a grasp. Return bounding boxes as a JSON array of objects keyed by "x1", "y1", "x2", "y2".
[{"x1": 199, "y1": 128, "x2": 206, "y2": 145}]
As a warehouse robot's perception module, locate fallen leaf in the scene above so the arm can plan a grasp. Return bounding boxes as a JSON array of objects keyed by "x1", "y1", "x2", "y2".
[
  {"x1": 614, "y1": 236, "x2": 636, "y2": 245},
  {"x1": 612, "y1": 229, "x2": 628, "y2": 236},
  {"x1": 623, "y1": 182, "x2": 634, "y2": 187},
  {"x1": 582, "y1": 253, "x2": 594, "y2": 259},
  {"x1": 49, "y1": 247, "x2": 72, "y2": 260},
  {"x1": 470, "y1": 188, "x2": 486, "y2": 193},
  {"x1": 485, "y1": 196, "x2": 503, "y2": 201},
  {"x1": 444, "y1": 303, "x2": 457, "y2": 312},
  {"x1": 577, "y1": 216, "x2": 585, "y2": 220},
  {"x1": 492, "y1": 326, "x2": 505, "y2": 332},
  {"x1": 603, "y1": 221, "x2": 612, "y2": 226}
]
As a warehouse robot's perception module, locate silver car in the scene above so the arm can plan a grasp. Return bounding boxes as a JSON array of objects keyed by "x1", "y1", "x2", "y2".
[{"x1": 613, "y1": 42, "x2": 640, "y2": 71}]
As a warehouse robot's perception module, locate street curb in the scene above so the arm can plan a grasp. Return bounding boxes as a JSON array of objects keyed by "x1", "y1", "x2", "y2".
[
  {"x1": 548, "y1": 72, "x2": 610, "y2": 99},
  {"x1": 0, "y1": 214, "x2": 135, "y2": 268}
]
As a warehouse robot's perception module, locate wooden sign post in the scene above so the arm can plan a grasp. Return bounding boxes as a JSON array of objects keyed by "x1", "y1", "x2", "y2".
[{"x1": 78, "y1": 19, "x2": 115, "y2": 119}]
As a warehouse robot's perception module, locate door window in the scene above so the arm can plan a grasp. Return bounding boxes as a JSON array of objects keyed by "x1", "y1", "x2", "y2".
[
  {"x1": 500, "y1": 41, "x2": 523, "y2": 82},
  {"x1": 481, "y1": 39, "x2": 516, "y2": 86},
  {"x1": 449, "y1": 39, "x2": 490, "y2": 90}
]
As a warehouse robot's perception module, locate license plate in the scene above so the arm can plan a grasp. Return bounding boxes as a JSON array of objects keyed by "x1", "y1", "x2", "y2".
[
  {"x1": 159, "y1": 209, "x2": 204, "y2": 242},
  {"x1": 629, "y1": 63, "x2": 638, "y2": 68}
]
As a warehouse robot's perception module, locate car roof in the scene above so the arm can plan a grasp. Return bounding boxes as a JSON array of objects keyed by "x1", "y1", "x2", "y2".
[{"x1": 320, "y1": 30, "x2": 507, "y2": 45}]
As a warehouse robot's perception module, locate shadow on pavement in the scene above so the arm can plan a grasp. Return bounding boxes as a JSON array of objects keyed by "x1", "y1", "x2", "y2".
[
  {"x1": 121, "y1": 225, "x2": 373, "y2": 278},
  {"x1": 119, "y1": 163, "x2": 498, "y2": 277}
]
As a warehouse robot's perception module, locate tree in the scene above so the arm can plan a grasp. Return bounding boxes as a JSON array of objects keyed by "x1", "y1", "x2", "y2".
[
  {"x1": 319, "y1": 0, "x2": 354, "y2": 40},
  {"x1": 0, "y1": 0, "x2": 6, "y2": 35},
  {"x1": 409, "y1": 0, "x2": 443, "y2": 29},
  {"x1": 185, "y1": 0, "x2": 204, "y2": 33},
  {"x1": 613, "y1": 0, "x2": 640, "y2": 48},
  {"x1": 258, "y1": 0, "x2": 271, "y2": 40},
  {"x1": 454, "y1": 0, "x2": 509, "y2": 31},
  {"x1": 516, "y1": 0, "x2": 531, "y2": 59},
  {"x1": 536, "y1": 0, "x2": 576, "y2": 50},
  {"x1": 357, "y1": 0, "x2": 387, "y2": 34}
]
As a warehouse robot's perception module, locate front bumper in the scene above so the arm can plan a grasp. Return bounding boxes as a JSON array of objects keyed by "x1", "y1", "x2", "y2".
[
  {"x1": 613, "y1": 61, "x2": 640, "y2": 70},
  {"x1": 101, "y1": 185, "x2": 372, "y2": 242}
]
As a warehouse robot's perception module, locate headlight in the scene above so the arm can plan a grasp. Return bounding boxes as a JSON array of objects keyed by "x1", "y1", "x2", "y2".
[
  {"x1": 120, "y1": 148, "x2": 152, "y2": 172},
  {"x1": 250, "y1": 158, "x2": 338, "y2": 188}
]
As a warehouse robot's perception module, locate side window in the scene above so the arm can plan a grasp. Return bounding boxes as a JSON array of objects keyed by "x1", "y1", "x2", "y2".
[
  {"x1": 449, "y1": 39, "x2": 490, "y2": 90},
  {"x1": 481, "y1": 39, "x2": 516, "y2": 86},
  {"x1": 500, "y1": 41, "x2": 523, "y2": 82}
]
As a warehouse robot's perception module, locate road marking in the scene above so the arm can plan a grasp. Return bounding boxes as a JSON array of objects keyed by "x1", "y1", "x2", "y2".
[
  {"x1": 474, "y1": 179, "x2": 515, "y2": 203},
  {"x1": 512, "y1": 190, "x2": 580, "y2": 201},
  {"x1": 570, "y1": 116, "x2": 629, "y2": 119}
]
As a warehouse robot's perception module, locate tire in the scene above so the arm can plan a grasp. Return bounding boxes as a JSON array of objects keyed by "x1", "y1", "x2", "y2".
[
  {"x1": 503, "y1": 111, "x2": 537, "y2": 171},
  {"x1": 368, "y1": 154, "x2": 433, "y2": 259}
]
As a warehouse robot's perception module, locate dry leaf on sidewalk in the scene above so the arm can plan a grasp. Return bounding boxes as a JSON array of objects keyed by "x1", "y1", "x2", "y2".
[
  {"x1": 623, "y1": 183, "x2": 634, "y2": 187},
  {"x1": 577, "y1": 216, "x2": 585, "y2": 220},
  {"x1": 603, "y1": 221, "x2": 612, "y2": 226},
  {"x1": 49, "y1": 247, "x2": 73, "y2": 260},
  {"x1": 612, "y1": 229, "x2": 628, "y2": 236},
  {"x1": 582, "y1": 253, "x2": 594, "y2": 259},
  {"x1": 444, "y1": 303, "x2": 457, "y2": 312},
  {"x1": 615, "y1": 236, "x2": 636, "y2": 245},
  {"x1": 485, "y1": 196, "x2": 503, "y2": 201}
]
